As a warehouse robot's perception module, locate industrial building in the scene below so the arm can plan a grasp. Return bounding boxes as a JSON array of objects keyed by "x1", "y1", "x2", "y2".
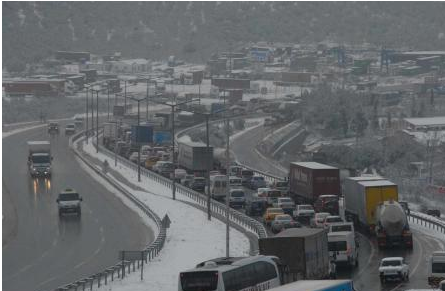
[{"x1": 404, "y1": 116, "x2": 445, "y2": 131}]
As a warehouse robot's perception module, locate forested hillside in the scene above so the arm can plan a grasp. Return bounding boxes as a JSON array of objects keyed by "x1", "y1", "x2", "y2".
[{"x1": 3, "y1": 2, "x2": 445, "y2": 71}]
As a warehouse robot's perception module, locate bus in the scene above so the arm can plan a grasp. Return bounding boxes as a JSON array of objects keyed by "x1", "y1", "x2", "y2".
[{"x1": 179, "y1": 256, "x2": 282, "y2": 291}]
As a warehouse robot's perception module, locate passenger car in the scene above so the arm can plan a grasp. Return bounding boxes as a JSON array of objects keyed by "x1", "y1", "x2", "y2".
[
  {"x1": 314, "y1": 194, "x2": 339, "y2": 215},
  {"x1": 293, "y1": 204, "x2": 315, "y2": 222},
  {"x1": 379, "y1": 257, "x2": 409, "y2": 283},
  {"x1": 57, "y1": 188, "x2": 82, "y2": 217},
  {"x1": 245, "y1": 199, "x2": 267, "y2": 216},
  {"x1": 191, "y1": 177, "x2": 206, "y2": 192},
  {"x1": 65, "y1": 123, "x2": 76, "y2": 135},
  {"x1": 228, "y1": 189, "x2": 246, "y2": 208},
  {"x1": 248, "y1": 175, "x2": 267, "y2": 190},
  {"x1": 324, "y1": 215, "x2": 344, "y2": 228},
  {"x1": 271, "y1": 214, "x2": 300, "y2": 233},
  {"x1": 275, "y1": 197, "x2": 295, "y2": 215},
  {"x1": 263, "y1": 208, "x2": 284, "y2": 226},
  {"x1": 310, "y1": 212, "x2": 331, "y2": 228},
  {"x1": 47, "y1": 122, "x2": 59, "y2": 134}
]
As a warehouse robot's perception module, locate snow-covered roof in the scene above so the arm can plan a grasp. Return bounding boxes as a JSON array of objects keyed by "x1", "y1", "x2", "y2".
[
  {"x1": 291, "y1": 161, "x2": 337, "y2": 170},
  {"x1": 404, "y1": 117, "x2": 445, "y2": 127},
  {"x1": 358, "y1": 180, "x2": 396, "y2": 187}
]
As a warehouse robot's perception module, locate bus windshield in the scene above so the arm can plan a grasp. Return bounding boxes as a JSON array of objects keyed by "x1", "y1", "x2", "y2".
[{"x1": 180, "y1": 271, "x2": 218, "y2": 291}]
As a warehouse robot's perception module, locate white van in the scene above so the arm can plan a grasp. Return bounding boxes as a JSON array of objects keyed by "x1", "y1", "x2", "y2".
[
  {"x1": 209, "y1": 175, "x2": 228, "y2": 200},
  {"x1": 428, "y1": 251, "x2": 445, "y2": 287},
  {"x1": 328, "y1": 231, "x2": 358, "y2": 268}
]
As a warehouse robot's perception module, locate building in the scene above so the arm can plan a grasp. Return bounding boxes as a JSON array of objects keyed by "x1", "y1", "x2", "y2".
[
  {"x1": 106, "y1": 59, "x2": 151, "y2": 74},
  {"x1": 404, "y1": 117, "x2": 445, "y2": 131},
  {"x1": 3, "y1": 79, "x2": 65, "y2": 97},
  {"x1": 389, "y1": 51, "x2": 445, "y2": 63}
]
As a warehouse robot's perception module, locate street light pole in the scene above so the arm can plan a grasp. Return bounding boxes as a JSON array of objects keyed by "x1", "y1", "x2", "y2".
[
  {"x1": 91, "y1": 88, "x2": 94, "y2": 144},
  {"x1": 224, "y1": 90, "x2": 230, "y2": 257},
  {"x1": 146, "y1": 79, "x2": 150, "y2": 121},
  {"x1": 107, "y1": 84, "x2": 110, "y2": 121},
  {"x1": 137, "y1": 99, "x2": 141, "y2": 182},
  {"x1": 124, "y1": 80, "x2": 127, "y2": 114},
  {"x1": 96, "y1": 90, "x2": 99, "y2": 153},
  {"x1": 85, "y1": 87, "x2": 89, "y2": 144},
  {"x1": 205, "y1": 114, "x2": 211, "y2": 220}
]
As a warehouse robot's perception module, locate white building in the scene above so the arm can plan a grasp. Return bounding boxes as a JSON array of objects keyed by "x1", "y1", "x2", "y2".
[
  {"x1": 106, "y1": 59, "x2": 151, "y2": 74},
  {"x1": 404, "y1": 116, "x2": 445, "y2": 131}
]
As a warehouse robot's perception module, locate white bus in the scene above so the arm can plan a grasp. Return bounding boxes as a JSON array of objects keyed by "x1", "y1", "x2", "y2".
[{"x1": 179, "y1": 256, "x2": 282, "y2": 291}]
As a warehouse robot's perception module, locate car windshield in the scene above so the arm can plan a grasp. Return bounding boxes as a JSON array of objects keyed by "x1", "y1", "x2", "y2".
[
  {"x1": 59, "y1": 193, "x2": 79, "y2": 201},
  {"x1": 300, "y1": 205, "x2": 313, "y2": 210},
  {"x1": 382, "y1": 260, "x2": 401, "y2": 267},
  {"x1": 331, "y1": 225, "x2": 352, "y2": 232},
  {"x1": 242, "y1": 170, "x2": 253, "y2": 176},
  {"x1": 326, "y1": 217, "x2": 342, "y2": 222},
  {"x1": 270, "y1": 209, "x2": 283, "y2": 214},
  {"x1": 432, "y1": 262, "x2": 445, "y2": 273},
  {"x1": 231, "y1": 191, "x2": 244, "y2": 198},
  {"x1": 67, "y1": 125, "x2": 75, "y2": 128},
  {"x1": 276, "y1": 215, "x2": 292, "y2": 221},
  {"x1": 328, "y1": 241, "x2": 347, "y2": 251},
  {"x1": 194, "y1": 178, "x2": 205, "y2": 182},
  {"x1": 31, "y1": 155, "x2": 50, "y2": 164},
  {"x1": 214, "y1": 181, "x2": 227, "y2": 187},
  {"x1": 280, "y1": 198, "x2": 292, "y2": 203}
]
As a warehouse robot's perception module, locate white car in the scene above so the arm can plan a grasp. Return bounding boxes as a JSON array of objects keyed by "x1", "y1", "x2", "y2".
[
  {"x1": 324, "y1": 215, "x2": 344, "y2": 228},
  {"x1": 293, "y1": 204, "x2": 315, "y2": 221},
  {"x1": 310, "y1": 212, "x2": 330, "y2": 228},
  {"x1": 379, "y1": 257, "x2": 409, "y2": 283}
]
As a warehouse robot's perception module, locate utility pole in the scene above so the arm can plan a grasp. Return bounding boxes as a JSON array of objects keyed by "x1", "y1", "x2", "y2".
[
  {"x1": 91, "y1": 88, "x2": 94, "y2": 144},
  {"x1": 129, "y1": 97, "x2": 145, "y2": 182},
  {"x1": 124, "y1": 80, "x2": 127, "y2": 114},
  {"x1": 146, "y1": 79, "x2": 150, "y2": 121}
]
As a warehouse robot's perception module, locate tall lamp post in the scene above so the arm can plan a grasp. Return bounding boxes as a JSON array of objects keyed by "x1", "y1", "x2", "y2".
[
  {"x1": 90, "y1": 87, "x2": 101, "y2": 153},
  {"x1": 129, "y1": 96, "x2": 146, "y2": 182},
  {"x1": 85, "y1": 86, "x2": 89, "y2": 144}
]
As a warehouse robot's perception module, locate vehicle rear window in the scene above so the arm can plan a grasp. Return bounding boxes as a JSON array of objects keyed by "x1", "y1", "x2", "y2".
[
  {"x1": 231, "y1": 191, "x2": 244, "y2": 198},
  {"x1": 328, "y1": 241, "x2": 347, "y2": 252},
  {"x1": 268, "y1": 191, "x2": 281, "y2": 197},
  {"x1": 432, "y1": 262, "x2": 445, "y2": 273},
  {"x1": 180, "y1": 271, "x2": 218, "y2": 291},
  {"x1": 242, "y1": 170, "x2": 253, "y2": 176},
  {"x1": 276, "y1": 181, "x2": 288, "y2": 187},
  {"x1": 59, "y1": 193, "x2": 79, "y2": 201},
  {"x1": 382, "y1": 260, "x2": 401, "y2": 267},
  {"x1": 326, "y1": 217, "x2": 342, "y2": 222},
  {"x1": 331, "y1": 225, "x2": 352, "y2": 232}
]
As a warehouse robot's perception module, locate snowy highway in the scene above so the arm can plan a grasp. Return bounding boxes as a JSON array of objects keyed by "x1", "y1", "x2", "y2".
[
  {"x1": 230, "y1": 121, "x2": 445, "y2": 291},
  {"x1": 2, "y1": 123, "x2": 153, "y2": 291}
]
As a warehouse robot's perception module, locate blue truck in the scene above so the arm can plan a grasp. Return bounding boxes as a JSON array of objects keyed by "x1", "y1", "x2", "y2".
[{"x1": 268, "y1": 280, "x2": 354, "y2": 291}]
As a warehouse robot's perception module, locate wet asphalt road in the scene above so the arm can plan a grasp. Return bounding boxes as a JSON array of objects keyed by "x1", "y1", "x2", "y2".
[{"x1": 2, "y1": 124, "x2": 153, "y2": 291}]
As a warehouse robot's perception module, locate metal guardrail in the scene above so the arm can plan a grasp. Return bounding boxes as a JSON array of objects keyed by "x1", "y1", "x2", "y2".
[
  {"x1": 51, "y1": 131, "x2": 167, "y2": 291},
  {"x1": 93, "y1": 135, "x2": 268, "y2": 242},
  {"x1": 408, "y1": 211, "x2": 445, "y2": 235}
]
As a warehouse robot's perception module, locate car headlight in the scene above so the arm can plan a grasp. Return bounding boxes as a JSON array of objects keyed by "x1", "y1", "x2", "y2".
[{"x1": 32, "y1": 167, "x2": 37, "y2": 171}]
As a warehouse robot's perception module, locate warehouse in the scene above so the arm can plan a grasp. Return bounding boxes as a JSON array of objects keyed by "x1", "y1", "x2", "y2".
[
  {"x1": 3, "y1": 79, "x2": 65, "y2": 97},
  {"x1": 404, "y1": 116, "x2": 445, "y2": 131}
]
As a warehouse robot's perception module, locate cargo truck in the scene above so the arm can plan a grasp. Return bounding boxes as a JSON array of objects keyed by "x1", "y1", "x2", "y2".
[
  {"x1": 177, "y1": 141, "x2": 213, "y2": 173},
  {"x1": 103, "y1": 122, "x2": 119, "y2": 147},
  {"x1": 343, "y1": 177, "x2": 412, "y2": 248},
  {"x1": 289, "y1": 162, "x2": 341, "y2": 204},
  {"x1": 28, "y1": 141, "x2": 52, "y2": 178},
  {"x1": 259, "y1": 228, "x2": 330, "y2": 283},
  {"x1": 268, "y1": 280, "x2": 354, "y2": 291},
  {"x1": 429, "y1": 252, "x2": 445, "y2": 288}
]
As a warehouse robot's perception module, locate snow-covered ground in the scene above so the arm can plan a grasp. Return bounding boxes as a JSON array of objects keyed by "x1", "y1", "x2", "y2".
[{"x1": 79, "y1": 139, "x2": 250, "y2": 291}]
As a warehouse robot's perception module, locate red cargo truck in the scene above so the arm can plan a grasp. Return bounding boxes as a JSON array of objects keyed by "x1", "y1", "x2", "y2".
[{"x1": 289, "y1": 162, "x2": 340, "y2": 204}]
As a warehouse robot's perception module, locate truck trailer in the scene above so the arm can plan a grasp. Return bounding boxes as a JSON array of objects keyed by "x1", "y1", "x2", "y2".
[
  {"x1": 289, "y1": 162, "x2": 341, "y2": 204},
  {"x1": 177, "y1": 141, "x2": 213, "y2": 173},
  {"x1": 27, "y1": 141, "x2": 52, "y2": 178},
  {"x1": 259, "y1": 228, "x2": 330, "y2": 283}
]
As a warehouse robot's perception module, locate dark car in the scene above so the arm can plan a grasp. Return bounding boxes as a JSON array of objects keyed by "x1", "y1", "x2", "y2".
[
  {"x1": 48, "y1": 122, "x2": 59, "y2": 134},
  {"x1": 191, "y1": 177, "x2": 206, "y2": 192},
  {"x1": 314, "y1": 195, "x2": 339, "y2": 215},
  {"x1": 245, "y1": 199, "x2": 267, "y2": 217},
  {"x1": 426, "y1": 209, "x2": 441, "y2": 218}
]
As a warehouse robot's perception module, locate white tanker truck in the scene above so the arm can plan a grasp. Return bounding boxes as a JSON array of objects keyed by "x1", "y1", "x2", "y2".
[{"x1": 375, "y1": 200, "x2": 413, "y2": 249}]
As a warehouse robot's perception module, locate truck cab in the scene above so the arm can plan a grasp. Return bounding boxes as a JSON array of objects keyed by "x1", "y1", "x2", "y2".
[
  {"x1": 28, "y1": 141, "x2": 52, "y2": 178},
  {"x1": 57, "y1": 189, "x2": 82, "y2": 217}
]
